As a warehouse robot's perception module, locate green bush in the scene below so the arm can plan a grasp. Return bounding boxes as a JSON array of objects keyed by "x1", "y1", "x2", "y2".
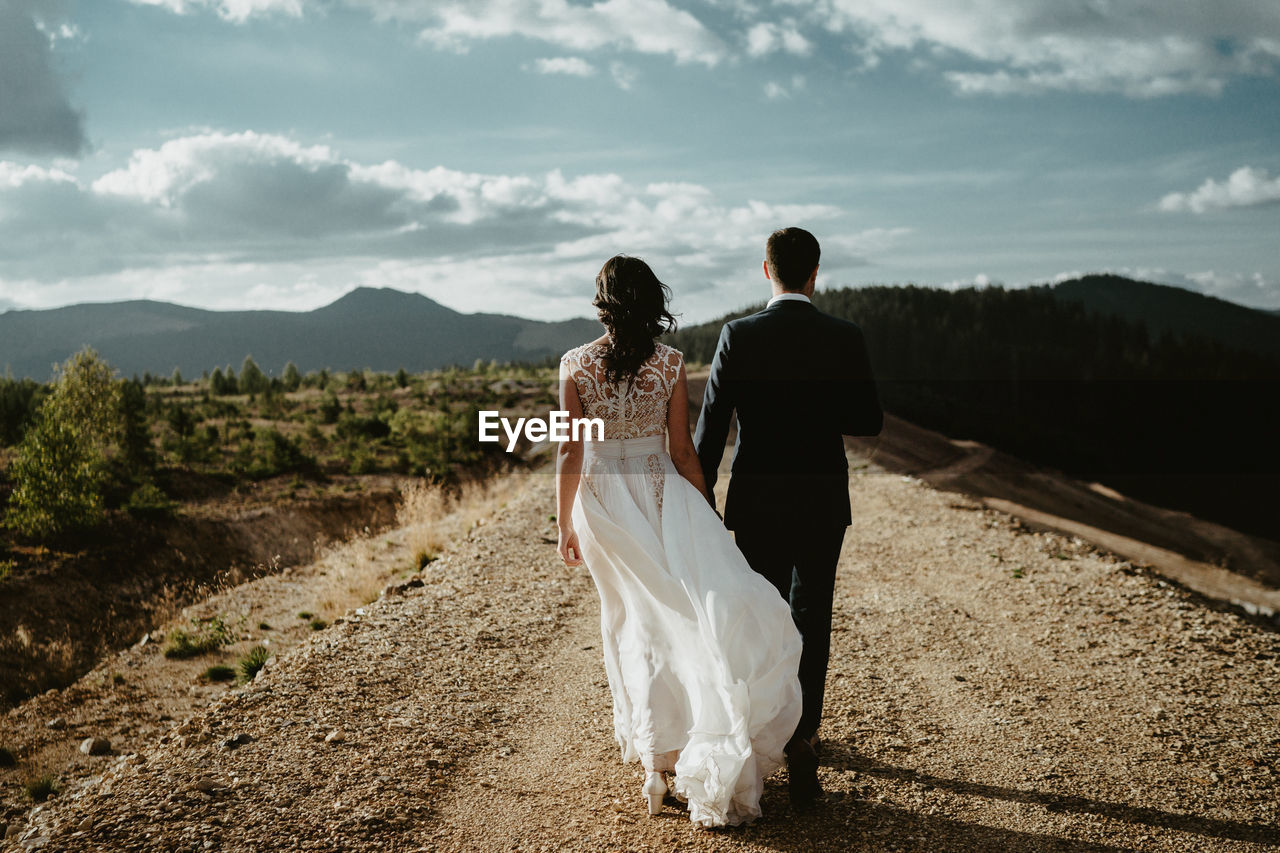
[
  {"x1": 0, "y1": 376, "x2": 44, "y2": 447},
  {"x1": 203, "y1": 664, "x2": 236, "y2": 682},
  {"x1": 163, "y1": 615, "x2": 234, "y2": 659},
  {"x1": 124, "y1": 481, "x2": 176, "y2": 520},
  {"x1": 336, "y1": 413, "x2": 390, "y2": 441},
  {"x1": 318, "y1": 391, "x2": 342, "y2": 424},
  {"x1": 237, "y1": 646, "x2": 271, "y2": 683},
  {"x1": 23, "y1": 773, "x2": 60, "y2": 803},
  {"x1": 231, "y1": 428, "x2": 314, "y2": 479}
]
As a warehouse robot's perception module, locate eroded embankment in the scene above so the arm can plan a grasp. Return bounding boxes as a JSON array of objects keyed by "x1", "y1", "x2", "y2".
[{"x1": 1, "y1": 476, "x2": 402, "y2": 709}]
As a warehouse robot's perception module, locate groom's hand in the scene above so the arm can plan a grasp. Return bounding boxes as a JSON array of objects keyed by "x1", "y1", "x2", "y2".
[{"x1": 558, "y1": 526, "x2": 584, "y2": 567}]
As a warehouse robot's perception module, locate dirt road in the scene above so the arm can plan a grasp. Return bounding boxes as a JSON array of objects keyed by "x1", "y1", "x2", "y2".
[{"x1": 7, "y1": 457, "x2": 1279, "y2": 851}]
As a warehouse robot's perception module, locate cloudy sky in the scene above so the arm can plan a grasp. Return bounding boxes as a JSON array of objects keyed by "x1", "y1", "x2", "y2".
[{"x1": 1, "y1": 0, "x2": 1278, "y2": 323}]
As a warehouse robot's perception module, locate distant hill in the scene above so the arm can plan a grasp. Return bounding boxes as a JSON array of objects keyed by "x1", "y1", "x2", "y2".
[
  {"x1": 667, "y1": 274, "x2": 1280, "y2": 541},
  {"x1": 1039, "y1": 274, "x2": 1280, "y2": 362},
  {"x1": 0, "y1": 287, "x2": 602, "y2": 381}
]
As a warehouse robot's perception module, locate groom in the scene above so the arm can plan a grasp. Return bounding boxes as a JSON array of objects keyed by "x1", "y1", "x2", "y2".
[{"x1": 694, "y1": 226, "x2": 883, "y2": 809}]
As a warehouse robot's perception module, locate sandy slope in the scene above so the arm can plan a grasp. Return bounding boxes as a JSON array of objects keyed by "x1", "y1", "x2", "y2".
[{"x1": 5, "y1": 456, "x2": 1280, "y2": 852}]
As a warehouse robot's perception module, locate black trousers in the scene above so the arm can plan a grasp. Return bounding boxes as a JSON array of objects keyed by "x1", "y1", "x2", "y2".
[{"x1": 733, "y1": 524, "x2": 847, "y2": 742}]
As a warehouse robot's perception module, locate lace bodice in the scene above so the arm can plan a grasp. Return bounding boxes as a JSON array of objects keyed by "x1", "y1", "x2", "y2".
[{"x1": 561, "y1": 342, "x2": 683, "y2": 440}]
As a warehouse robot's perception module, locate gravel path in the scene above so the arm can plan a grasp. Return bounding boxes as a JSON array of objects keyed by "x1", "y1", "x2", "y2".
[{"x1": 7, "y1": 459, "x2": 1279, "y2": 852}]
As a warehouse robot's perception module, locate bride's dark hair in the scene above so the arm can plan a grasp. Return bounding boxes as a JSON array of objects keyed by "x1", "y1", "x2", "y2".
[{"x1": 592, "y1": 255, "x2": 678, "y2": 385}]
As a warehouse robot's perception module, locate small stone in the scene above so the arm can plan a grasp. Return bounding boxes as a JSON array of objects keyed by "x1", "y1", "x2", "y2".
[
  {"x1": 77, "y1": 817, "x2": 92, "y2": 832},
  {"x1": 324, "y1": 729, "x2": 346, "y2": 744},
  {"x1": 192, "y1": 776, "x2": 226, "y2": 793},
  {"x1": 46, "y1": 717, "x2": 67, "y2": 730},
  {"x1": 79, "y1": 737, "x2": 111, "y2": 756},
  {"x1": 222, "y1": 733, "x2": 255, "y2": 750}
]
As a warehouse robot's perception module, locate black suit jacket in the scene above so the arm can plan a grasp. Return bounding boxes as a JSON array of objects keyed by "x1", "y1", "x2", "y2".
[{"x1": 693, "y1": 297, "x2": 883, "y2": 530}]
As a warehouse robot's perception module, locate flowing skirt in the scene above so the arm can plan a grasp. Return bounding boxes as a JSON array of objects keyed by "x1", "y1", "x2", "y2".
[{"x1": 571, "y1": 434, "x2": 804, "y2": 827}]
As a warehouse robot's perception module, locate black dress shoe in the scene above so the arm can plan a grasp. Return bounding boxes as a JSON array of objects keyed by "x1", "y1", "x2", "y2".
[{"x1": 785, "y1": 737, "x2": 823, "y2": 811}]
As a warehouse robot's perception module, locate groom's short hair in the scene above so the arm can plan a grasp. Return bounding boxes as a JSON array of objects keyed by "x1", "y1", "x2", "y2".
[{"x1": 766, "y1": 227, "x2": 820, "y2": 291}]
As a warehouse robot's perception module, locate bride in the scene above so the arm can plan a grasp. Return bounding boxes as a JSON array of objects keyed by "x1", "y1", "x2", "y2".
[{"x1": 555, "y1": 255, "x2": 804, "y2": 828}]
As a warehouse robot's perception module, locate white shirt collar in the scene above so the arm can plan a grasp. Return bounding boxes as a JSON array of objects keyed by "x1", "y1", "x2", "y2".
[{"x1": 766, "y1": 291, "x2": 811, "y2": 308}]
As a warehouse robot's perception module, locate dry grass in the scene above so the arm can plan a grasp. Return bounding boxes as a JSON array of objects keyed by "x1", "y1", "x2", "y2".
[{"x1": 307, "y1": 476, "x2": 508, "y2": 622}]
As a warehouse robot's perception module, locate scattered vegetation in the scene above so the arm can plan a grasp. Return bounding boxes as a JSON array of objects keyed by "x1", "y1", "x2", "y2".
[
  {"x1": 237, "y1": 646, "x2": 272, "y2": 683},
  {"x1": 309, "y1": 618, "x2": 328, "y2": 631},
  {"x1": 23, "y1": 772, "x2": 60, "y2": 803},
  {"x1": 1, "y1": 350, "x2": 552, "y2": 551},
  {"x1": 202, "y1": 664, "x2": 236, "y2": 682},
  {"x1": 162, "y1": 615, "x2": 235, "y2": 659}
]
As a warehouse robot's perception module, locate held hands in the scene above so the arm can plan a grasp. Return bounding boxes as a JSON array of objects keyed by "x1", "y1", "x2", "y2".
[{"x1": 558, "y1": 525, "x2": 584, "y2": 567}]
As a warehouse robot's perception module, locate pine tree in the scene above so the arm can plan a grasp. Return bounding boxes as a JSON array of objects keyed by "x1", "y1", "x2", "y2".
[
  {"x1": 4, "y1": 348, "x2": 124, "y2": 539},
  {"x1": 240, "y1": 356, "x2": 268, "y2": 395}
]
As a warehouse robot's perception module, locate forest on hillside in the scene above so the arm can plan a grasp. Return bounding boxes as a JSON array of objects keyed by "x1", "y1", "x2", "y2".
[
  {"x1": 0, "y1": 350, "x2": 554, "y2": 550},
  {"x1": 666, "y1": 284, "x2": 1280, "y2": 541}
]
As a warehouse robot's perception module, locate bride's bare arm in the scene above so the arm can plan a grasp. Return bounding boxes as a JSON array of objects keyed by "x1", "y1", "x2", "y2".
[
  {"x1": 556, "y1": 361, "x2": 585, "y2": 565},
  {"x1": 667, "y1": 362, "x2": 711, "y2": 505}
]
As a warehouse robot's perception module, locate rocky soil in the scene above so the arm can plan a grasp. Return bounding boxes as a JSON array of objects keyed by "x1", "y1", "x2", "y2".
[{"x1": 4, "y1": 456, "x2": 1279, "y2": 852}]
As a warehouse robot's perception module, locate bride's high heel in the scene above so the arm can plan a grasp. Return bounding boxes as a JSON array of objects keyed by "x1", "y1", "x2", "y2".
[{"x1": 642, "y1": 771, "x2": 666, "y2": 816}]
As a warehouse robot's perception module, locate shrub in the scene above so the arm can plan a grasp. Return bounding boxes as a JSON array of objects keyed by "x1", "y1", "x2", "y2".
[
  {"x1": 203, "y1": 664, "x2": 236, "y2": 682},
  {"x1": 163, "y1": 615, "x2": 234, "y2": 659},
  {"x1": 336, "y1": 413, "x2": 390, "y2": 441},
  {"x1": 124, "y1": 481, "x2": 176, "y2": 520},
  {"x1": 282, "y1": 361, "x2": 302, "y2": 392},
  {"x1": 0, "y1": 376, "x2": 44, "y2": 447},
  {"x1": 23, "y1": 773, "x2": 60, "y2": 803},
  {"x1": 231, "y1": 428, "x2": 314, "y2": 479},
  {"x1": 318, "y1": 391, "x2": 342, "y2": 424},
  {"x1": 237, "y1": 646, "x2": 271, "y2": 683},
  {"x1": 0, "y1": 746, "x2": 16, "y2": 767}
]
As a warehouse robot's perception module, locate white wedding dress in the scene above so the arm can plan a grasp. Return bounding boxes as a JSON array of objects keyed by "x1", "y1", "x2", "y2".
[{"x1": 561, "y1": 341, "x2": 804, "y2": 828}]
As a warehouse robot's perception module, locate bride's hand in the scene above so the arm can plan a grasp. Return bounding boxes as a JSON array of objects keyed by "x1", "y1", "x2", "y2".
[{"x1": 558, "y1": 526, "x2": 584, "y2": 566}]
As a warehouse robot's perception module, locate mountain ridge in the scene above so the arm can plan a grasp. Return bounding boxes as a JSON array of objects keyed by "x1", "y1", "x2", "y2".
[{"x1": 0, "y1": 287, "x2": 600, "y2": 381}]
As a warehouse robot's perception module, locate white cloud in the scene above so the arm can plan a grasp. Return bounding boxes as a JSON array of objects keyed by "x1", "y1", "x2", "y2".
[
  {"x1": 130, "y1": 0, "x2": 728, "y2": 65},
  {"x1": 610, "y1": 61, "x2": 639, "y2": 90},
  {"x1": 763, "y1": 74, "x2": 806, "y2": 99},
  {"x1": 0, "y1": 0, "x2": 87, "y2": 155},
  {"x1": 790, "y1": 0, "x2": 1280, "y2": 97},
  {"x1": 528, "y1": 57, "x2": 596, "y2": 77},
  {"x1": 1158, "y1": 166, "x2": 1280, "y2": 214},
  {"x1": 0, "y1": 131, "x2": 864, "y2": 320},
  {"x1": 390, "y1": 0, "x2": 726, "y2": 66},
  {"x1": 128, "y1": 0, "x2": 302, "y2": 24},
  {"x1": 745, "y1": 21, "x2": 812, "y2": 57}
]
